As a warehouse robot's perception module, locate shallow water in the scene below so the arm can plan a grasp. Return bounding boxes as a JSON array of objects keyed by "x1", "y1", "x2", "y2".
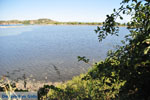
[{"x1": 0, "y1": 25, "x2": 129, "y2": 82}]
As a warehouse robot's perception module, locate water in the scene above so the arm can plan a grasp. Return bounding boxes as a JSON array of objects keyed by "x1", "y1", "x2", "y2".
[{"x1": 0, "y1": 25, "x2": 129, "y2": 82}]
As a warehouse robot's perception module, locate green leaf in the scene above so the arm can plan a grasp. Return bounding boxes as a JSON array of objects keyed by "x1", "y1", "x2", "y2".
[
  {"x1": 144, "y1": 46, "x2": 150, "y2": 54},
  {"x1": 113, "y1": 9, "x2": 116, "y2": 12},
  {"x1": 77, "y1": 56, "x2": 90, "y2": 63},
  {"x1": 135, "y1": 1, "x2": 141, "y2": 10},
  {"x1": 143, "y1": 39, "x2": 150, "y2": 44},
  {"x1": 97, "y1": 26, "x2": 100, "y2": 31},
  {"x1": 123, "y1": 10, "x2": 125, "y2": 14},
  {"x1": 120, "y1": 16, "x2": 123, "y2": 20},
  {"x1": 94, "y1": 30, "x2": 98, "y2": 33},
  {"x1": 132, "y1": 0, "x2": 137, "y2": 3}
]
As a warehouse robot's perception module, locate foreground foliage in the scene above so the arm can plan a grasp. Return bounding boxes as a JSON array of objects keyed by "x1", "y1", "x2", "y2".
[{"x1": 38, "y1": 0, "x2": 150, "y2": 99}]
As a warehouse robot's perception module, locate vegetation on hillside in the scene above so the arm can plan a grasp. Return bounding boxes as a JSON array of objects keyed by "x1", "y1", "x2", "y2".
[
  {"x1": 0, "y1": 18, "x2": 56, "y2": 25},
  {"x1": 38, "y1": 0, "x2": 150, "y2": 100},
  {"x1": 0, "y1": 18, "x2": 127, "y2": 26}
]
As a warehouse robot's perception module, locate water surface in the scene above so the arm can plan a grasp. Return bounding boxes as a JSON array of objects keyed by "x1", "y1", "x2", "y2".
[{"x1": 0, "y1": 25, "x2": 129, "y2": 82}]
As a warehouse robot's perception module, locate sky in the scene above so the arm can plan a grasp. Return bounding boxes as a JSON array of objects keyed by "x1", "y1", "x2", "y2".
[{"x1": 0, "y1": 0, "x2": 130, "y2": 22}]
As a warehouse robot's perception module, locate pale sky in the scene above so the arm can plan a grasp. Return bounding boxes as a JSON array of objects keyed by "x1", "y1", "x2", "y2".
[{"x1": 0, "y1": 0, "x2": 130, "y2": 22}]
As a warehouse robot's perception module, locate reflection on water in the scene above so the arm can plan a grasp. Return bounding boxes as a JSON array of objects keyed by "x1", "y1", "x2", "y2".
[{"x1": 0, "y1": 25, "x2": 129, "y2": 82}]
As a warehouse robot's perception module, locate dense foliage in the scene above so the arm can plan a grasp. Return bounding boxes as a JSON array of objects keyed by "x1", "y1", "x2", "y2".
[{"x1": 38, "y1": 0, "x2": 150, "y2": 99}]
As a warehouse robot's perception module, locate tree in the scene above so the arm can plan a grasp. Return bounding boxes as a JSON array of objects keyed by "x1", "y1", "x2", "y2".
[{"x1": 91, "y1": 0, "x2": 150, "y2": 99}]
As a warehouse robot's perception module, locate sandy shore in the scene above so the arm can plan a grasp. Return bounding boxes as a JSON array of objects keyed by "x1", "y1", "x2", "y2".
[{"x1": 0, "y1": 26, "x2": 26, "y2": 28}]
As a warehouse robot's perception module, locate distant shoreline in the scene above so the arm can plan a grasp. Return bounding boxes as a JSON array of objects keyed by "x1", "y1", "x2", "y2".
[
  {"x1": 0, "y1": 24, "x2": 101, "y2": 29},
  {"x1": 0, "y1": 24, "x2": 127, "y2": 29},
  {"x1": 0, "y1": 18, "x2": 127, "y2": 26},
  {"x1": 0, "y1": 23, "x2": 102, "y2": 27}
]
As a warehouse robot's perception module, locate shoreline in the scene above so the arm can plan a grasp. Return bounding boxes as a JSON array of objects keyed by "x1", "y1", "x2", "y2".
[
  {"x1": 0, "y1": 25, "x2": 27, "y2": 28},
  {"x1": 0, "y1": 24, "x2": 127, "y2": 28}
]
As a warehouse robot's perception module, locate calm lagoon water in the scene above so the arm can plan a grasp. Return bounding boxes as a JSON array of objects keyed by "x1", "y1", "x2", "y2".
[{"x1": 0, "y1": 25, "x2": 129, "y2": 82}]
